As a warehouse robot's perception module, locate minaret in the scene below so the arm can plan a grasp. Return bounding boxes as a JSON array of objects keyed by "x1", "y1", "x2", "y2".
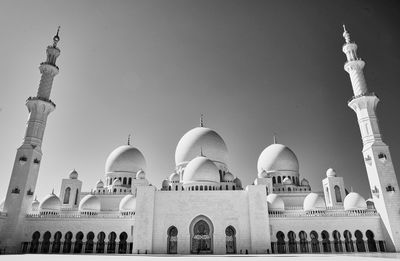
[
  {"x1": 344, "y1": 25, "x2": 400, "y2": 251},
  {"x1": 0, "y1": 28, "x2": 61, "y2": 252}
]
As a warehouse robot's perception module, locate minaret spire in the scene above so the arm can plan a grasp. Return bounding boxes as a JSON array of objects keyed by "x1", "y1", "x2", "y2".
[
  {"x1": 344, "y1": 28, "x2": 400, "y2": 251},
  {"x1": 53, "y1": 26, "x2": 60, "y2": 47},
  {"x1": 342, "y1": 24, "x2": 351, "y2": 44}
]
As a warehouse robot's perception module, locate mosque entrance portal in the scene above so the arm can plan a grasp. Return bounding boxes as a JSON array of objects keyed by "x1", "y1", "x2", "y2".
[{"x1": 190, "y1": 216, "x2": 213, "y2": 254}]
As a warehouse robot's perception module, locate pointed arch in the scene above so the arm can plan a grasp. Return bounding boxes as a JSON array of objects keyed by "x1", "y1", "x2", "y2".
[
  {"x1": 366, "y1": 230, "x2": 377, "y2": 252},
  {"x1": 288, "y1": 231, "x2": 297, "y2": 253},
  {"x1": 276, "y1": 231, "x2": 286, "y2": 254},
  {"x1": 63, "y1": 187, "x2": 71, "y2": 204},
  {"x1": 167, "y1": 226, "x2": 178, "y2": 254},
  {"x1": 225, "y1": 226, "x2": 236, "y2": 254},
  {"x1": 52, "y1": 231, "x2": 62, "y2": 253},
  {"x1": 189, "y1": 215, "x2": 214, "y2": 254},
  {"x1": 334, "y1": 185, "x2": 342, "y2": 202},
  {"x1": 41, "y1": 231, "x2": 51, "y2": 253}
]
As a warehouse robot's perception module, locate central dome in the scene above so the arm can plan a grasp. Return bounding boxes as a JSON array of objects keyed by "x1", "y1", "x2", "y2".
[
  {"x1": 182, "y1": 156, "x2": 220, "y2": 184},
  {"x1": 257, "y1": 143, "x2": 299, "y2": 174},
  {"x1": 105, "y1": 145, "x2": 146, "y2": 174},
  {"x1": 175, "y1": 127, "x2": 228, "y2": 166}
]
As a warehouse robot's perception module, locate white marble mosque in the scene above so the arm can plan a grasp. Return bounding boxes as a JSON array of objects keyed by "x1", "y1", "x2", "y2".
[{"x1": 0, "y1": 26, "x2": 399, "y2": 255}]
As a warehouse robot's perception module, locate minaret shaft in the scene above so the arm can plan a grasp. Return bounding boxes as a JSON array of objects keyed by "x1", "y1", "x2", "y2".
[
  {"x1": 0, "y1": 29, "x2": 60, "y2": 253},
  {"x1": 343, "y1": 26, "x2": 400, "y2": 252}
]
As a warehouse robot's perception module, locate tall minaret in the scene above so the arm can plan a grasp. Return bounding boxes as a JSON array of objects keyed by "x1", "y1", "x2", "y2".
[
  {"x1": 344, "y1": 25, "x2": 400, "y2": 252},
  {"x1": 0, "y1": 28, "x2": 61, "y2": 253}
]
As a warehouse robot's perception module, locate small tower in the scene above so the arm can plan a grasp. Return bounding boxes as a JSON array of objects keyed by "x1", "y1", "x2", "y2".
[
  {"x1": 59, "y1": 169, "x2": 82, "y2": 209},
  {"x1": 343, "y1": 26, "x2": 400, "y2": 251},
  {"x1": 322, "y1": 168, "x2": 346, "y2": 208},
  {"x1": 0, "y1": 28, "x2": 61, "y2": 252}
]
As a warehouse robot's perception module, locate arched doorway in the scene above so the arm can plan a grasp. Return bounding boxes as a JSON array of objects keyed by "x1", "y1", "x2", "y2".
[
  {"x1": 41, "y1": 231, "x2": 51, "y2": 253},
  {"x1": 85, "y1": 232, "x2": 95, "y2": 253},
  {"x1": 288, "y1": 231, "x2": 297, "y2": 253},
  {"x1": 190, "y1": 215, "x2": 213, "y2": 254},
  {"x1": 29, "y1": 231, "x2": 40, "y2": 253},
  {"x1": 299, "y1": 231, "x2": 309, "y2": 253},
  {"x1": 167, "y1": 226, "x2": 178, "y2": 254},
  {"x1": 366, "y1": 230, "x2": 377, "y2": 252},
  {"x1": 276, "y1": 231, "x2": 286, "y2": 254},
  {"x1": 225, "y1": 226, "x2": 236, "y2": 254},
  {"x1": 321, "y1": 231, "x2": 331, "y2": 253},
  {"x1": 119, "y1": 232, "x2": 128, "y2": 254},
  {"x1": 52, "y1": 231, "x2": 62, "y2": 253},
  {"x1": 74, "y1": 231, "x2": 84, "y2": 253},
  {"x1": 63, "y1": 232, "x2": 73, "y2": 253},
  {"x1": 96, "y1": 232, "x2": 106, "y2": 253},
  {"x1": 333, "y1": 230, "x2": 343, "y2": 252},
  {"x1": 344, "y1": 230, "x2": 354, "y2": 252},
  {"x1": 355, "y1": 230, "x2": 366, "y2": 252},
  {"x1": 310, "y1": 231, "x2": 320, "y2": 253}
]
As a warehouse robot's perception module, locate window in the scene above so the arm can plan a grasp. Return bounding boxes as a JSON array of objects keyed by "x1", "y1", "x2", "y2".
[
  {"x1": 63, "y1": 187, "x2": 71, "y2": 204},
  {"x1": 334, "y1": 185, "x2": 342, "y2": 202}
]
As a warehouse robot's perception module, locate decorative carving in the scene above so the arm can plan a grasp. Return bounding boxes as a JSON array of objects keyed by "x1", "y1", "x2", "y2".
[
  {"x1": 11, "y1": 187, "x2": 20, "y2": 194},
  {"x1": 364, "y1": 155, "x2": 372, "y2": 165},
  {"x1": 378, "y1": 153, "x2": 387, "y2": 163},
  {"x1": 386, "y1": 185, "x2": 395, "y2": 192},
  {"x1": 27, "y1": 189, "x2": 34, "y2": 196},
  {"x1": 371, "y1": 186, "x2": 379, "y2": 198},
  {"x1": 19, "y1": 156, "x2": 28, "y2": 165},
  {"x1": 33, "y1": 158, "x2": 40, "y2": 164}
]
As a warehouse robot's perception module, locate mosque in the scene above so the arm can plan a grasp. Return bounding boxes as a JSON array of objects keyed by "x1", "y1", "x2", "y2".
[{"x1": 0, "y1": 26, "x2": 399, "y2": 255}]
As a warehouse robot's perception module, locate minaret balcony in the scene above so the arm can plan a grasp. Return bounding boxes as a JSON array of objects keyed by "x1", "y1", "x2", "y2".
[
  {"x1": 347, "y1": 92, "x2": 376, "y2": 104},
  {"x1": 26, "y1": 96, "x2": 56, "y2": 108},
  {"x1": 39, "y1": 62, "x2": 59, "y2": 74}
]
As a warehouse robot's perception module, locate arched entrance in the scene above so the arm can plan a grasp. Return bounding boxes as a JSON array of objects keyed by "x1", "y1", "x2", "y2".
[
  {"x1": 190, "y1": 215, "x2": 213, "y2": 254},
  {"x1": 225, "y1": 226, "x2": 236, "y2": 254},
  {"x1": 167, "y1": 226, "x2": 178, "y2": 254}
]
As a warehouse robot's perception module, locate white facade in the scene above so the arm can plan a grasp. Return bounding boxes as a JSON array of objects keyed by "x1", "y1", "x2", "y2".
[{"x1": 0, "y1": 27, "x2": 399, "y2": 255}]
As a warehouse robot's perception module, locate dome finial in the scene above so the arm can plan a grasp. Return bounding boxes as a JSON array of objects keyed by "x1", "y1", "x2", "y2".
[
  {"x1": 51, "y1": 188, "x2": 55, "y2": 195},
  {"x1": 200, "y1": 114, "x2": 204, "y2": 127},
  {"x1": 200, "y1": 146, "x2": 204, "y2": 157},
  {"x1": 342, "y1": 24, "x2": 351, "y2": 44},
  {"x1": 273, "y1": 133, "x2": 277, "y2": 144},
  {"x1": 53, "y1": 26, "x2": 61, "y2": 47},
  {"x1": 127, "y1": 134, "x2": 131, "y2": 145}
]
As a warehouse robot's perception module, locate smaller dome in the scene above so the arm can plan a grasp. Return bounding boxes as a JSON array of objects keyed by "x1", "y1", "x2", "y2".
[
  {"x1": 169, "y1": 172, "x2": 180, "y2": 183},
  {"x1": 267, "y1": 194, "x2": 285, "y2": 211},
  {"x1": 366, "y1": 198, "x2": 375, "y2": 209},
  {"x1": 32, "y1": 197, "x2": 40, "y2": 211},
  {"x1": 39, "y1": 193, "x2": 61, "y2": 212},
  {"x1": 112, "y1": 179, "x2": 122, "y2": 186},
  {"x1": 326, "y1": 168, "x2": 337, "y2": 177},
  {"x1": 303, "y1": 193, "x2": 326, "y2": 212},
  {"x1": 344, "y1": 192, "x2": 367, "y2": 211},
  {"x1": 258, "y1": 170, "x2": 268, "y2": 179},
  {"x1": 182, "y1": 156, "x2": 220, "y2": 184},
  {"x1": 300, "y1": 178, "x2": 309, "y2": 186},
  {"x1": 234, "y1": 177, "x2": 242, "y2": 188},
  {"x1": 69, "y1": 169, "x2": 78, "y2": 179},
  {"x1": 136, "y1": 169, "x2": 146, "y2": 179},
  {"x1": 223, "y1": 172, "x2": 234, "y2": 182},
  {"x1": 96, "y1": 180, "x2": 104, "y2": 188},
  {"x1": 119, "y1": 194, "x2": 136, "y2": 212},
  {"x1": 162, "y1": 179, "x2": 169, "y2": 188},
  {"x1": 79, "y1": 195, "x2": 101, "y2": 212},
  {"x1": 283, "y1": 177, "x2": 292, "y2": 185}
]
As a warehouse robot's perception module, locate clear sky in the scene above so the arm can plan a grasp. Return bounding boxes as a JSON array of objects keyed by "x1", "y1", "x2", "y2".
[{"x1": 0, "y1": 0, "x2": 399, "y2": 202}]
